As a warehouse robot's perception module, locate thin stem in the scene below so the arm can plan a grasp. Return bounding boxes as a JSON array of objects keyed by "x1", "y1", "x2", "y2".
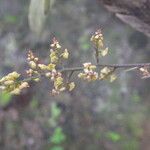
[
  {"x1": 94, "y1": 46, "x2": 99, "y2": 64},
  {"x1": 14, "y1": 62, "x2": 150, "y2": 83},
  {"x1": 60, "y1": 63, "x2": 150, "y2": 72}
]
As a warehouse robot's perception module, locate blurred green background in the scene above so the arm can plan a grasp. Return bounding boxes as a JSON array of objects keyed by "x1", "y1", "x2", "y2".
[{"x1": 0, "y1": 0, "x2": 150, "y2": 150}]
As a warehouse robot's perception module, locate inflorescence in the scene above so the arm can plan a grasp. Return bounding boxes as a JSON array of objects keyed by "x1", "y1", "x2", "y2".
[{"x1": 0, "y1": 29, "x2": 150, "y2": 95}]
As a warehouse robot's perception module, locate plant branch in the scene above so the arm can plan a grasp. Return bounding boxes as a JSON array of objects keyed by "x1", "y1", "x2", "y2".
[
  {"x1": 2, "y1": 62, "x2": 150, "y2": 91},
  {"x1": 60, "y1": 63, "x2": 150, "y2": 72},
  {"x1": 17, "y1": 62, "x2": 150, "y2": 83}
]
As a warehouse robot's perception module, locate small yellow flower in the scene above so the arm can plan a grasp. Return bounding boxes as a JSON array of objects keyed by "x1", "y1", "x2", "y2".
[
  {"x1": 34, "y1": 57, "x2": 39, "y2": 62},
  {"x1": 29, "y1": 61, "x2": 36, "y2": 69},
  {"x1": 54, "y1": 77, "x2": 63, "y2": 88},
  {"x1": 0, "y1": 77, "x2": 5, "y2": 83},
  {"x1": 99, "y1": 74, "x2": 105, "y2": 80},
  {"x1": 139, "y1": 68, "x2": 145, "y2": 72},
  {"x1": 38, "y1": 64, "x2": 48, "y2": 70},
  {"x1": 83, "y1": 62, "x2": 92, "y2": 68},
  {"x1": 9, "y1": 72, "x2": 20, "y2": 79},
  {"x1": 10, "y1": 88, "x2": 21, "y2": 95},
  {"x1": 59, "y1": 87, "x2": 66, "y2": 91},
  {"x1": 33, "y1": 78, "x2": 40, "y2": 82},
  {"x1": 45, "y1": 72, "x2": 51, "y2": 77},
  {"x1": 26, "y1": 69, "x2": 34, "y2": 76},
  {"x1": 50, "y1": 50, "x2": 56, "y2": 57},
  {"x1": 4, "y1": 80, "x2": 14, "y2": 85},
  {"x1": 0, "y1": 86, "x2": 6, "y2": 90},
  {"x1": 48, "y1": 63, "x2": 56, "y2": 71},
  {"x1": 110, "y1": 74, "x2": 117, "y2": 82},
  {"x1": 51, "y1": 56, "x2": 58, "y2": 63},
  {"x1": 19, "y1": 82, "x2": 29, "y2": 89},
  {"x1": 61, "y1": 49, "x2": 69, "y2": 59},
  {"x1": 90, "y1": 72, "x2": 98, "y2": 81},
  {"x1": 68, "y1": 82, "x2": 75, "y2": 91},
  {"x1": 51, "y1": 89, "x2": 60, "y2": 95},
  {"x1": 89, "y1": 65, "x2": 96, "y2": 70},
  {"x1": 100, "y1": 67, "x2": 111, "y2": 74},
  {"x1": 78, "y1": 73, "x2": 85, "y2": 78},
  {"x1": 100, "y1": 47, "x2": 108, "y2": 57},
  {"x1": 0, "y1": 72, "x2": 20, "y2": 83},
  {"x1": 56, "y1": 43, "x2": 61, "y2": 49},
  {"x1": 97, "y1": 40, "x2": 103, "y2": 48}
]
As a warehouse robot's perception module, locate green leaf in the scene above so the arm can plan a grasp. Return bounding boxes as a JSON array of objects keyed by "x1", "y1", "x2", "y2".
[
  {"x1": 79, "y1": 35, "x2": 90, "y2": 51},
  {"x1": 132, "y1": 91, "x2": 140, "y2": 102},
  {"x1": 0, "y1": 92, "x2": 12, "y2": 107},
  {"x1": 50, "y1": 146, "x2": 64, "y2": 150},
  {"x1": 30, "y1": 97, "x2": 39, "y2": 109},
  {"x1": 51, "y1": 103, "x2": 61, "y2": 119},
  {"x1": 4, "y1": 15, "x2": 18, "y2": 24},
  {"x1": 51, "y1": 127, "x2": 66, "y2": 144},
  {"x1": 106, "y1": 131, "x2": 121, "y2": 142},
  {"x1": 122, "y1": 140, "x2": 139, "y2": 150}
]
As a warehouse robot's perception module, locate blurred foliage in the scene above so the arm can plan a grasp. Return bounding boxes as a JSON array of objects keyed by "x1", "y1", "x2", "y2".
[
  {"x1": 106, "y1": 131, "x2": 121, "y2": 142},
  {"x1": 49, "y1": 102, "x2": 61, "y2": 127},
  {"x1": 3, "y1": 15, "x2": 18, "y2": 24},
  {"x1": 132, "y1": 91, "x2": 141, "y2": 103},
  {"x1": 0, "y1": 92, "x2": 12, "y2": 107},
  {"x1": 29, "y1": 97, "x2": 39, "y2": 109},
  {"x1": 50, "y1": 127, "x2": 66, "y2": 145},
  {"x1": 123, "y1": 139, "x2": 139, "y2": 150},
  {"x1": 49, "y1": 102, "x2": 66, "y2": 150},
  {"x1": 79, "y1": 34, "x2": 91, "y2": 52},
  {"x1": 50, "y1": 146, "x2": 64, "y2": 150}
]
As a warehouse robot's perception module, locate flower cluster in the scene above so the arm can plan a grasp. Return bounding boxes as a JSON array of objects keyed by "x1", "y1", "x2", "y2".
[
  {"x1": 91, "y1": 29, "x2": 108, "y2": 57},
  {"x1": 78, "y1": 62, "x2": 98, "y2": 81},
  {"x1": 139, "y1": 67, "x2": 150, "y2": 79},
  {"x1": 47, "y1": 70, "x2": 75, "y2": 95},
  {"x1": 0, "y1": 72, "x2": 29, "y2": 95},
  {"x1": 0, "y1": 29, "x2": 117, "y2": 95},
  {"x1": 26, "y1": 38, "x2": 75, "y2": 95},
  {"x1": 26, "y1": 50, "x2": 39, "y2": 77},
  {"x1": 78, "y1": 63, "x2": 116, "y2": 82},
  {"x1": 2, "y1": 29, "x2": 148, "y2": 96},
  {"x1": 99, "y1": 67, "x2": 117, "y2": 82},
  {"x1": 50, "y1": 38, "x2": 69, "y2": 64}
]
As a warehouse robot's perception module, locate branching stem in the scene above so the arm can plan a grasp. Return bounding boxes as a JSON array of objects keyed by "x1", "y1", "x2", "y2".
[
  {"x1": 60, "y1": 63, "x2": 150, "y2": 72},
  {"x1": 18, "y1": 62, "x2": 150, "y2": 83}
]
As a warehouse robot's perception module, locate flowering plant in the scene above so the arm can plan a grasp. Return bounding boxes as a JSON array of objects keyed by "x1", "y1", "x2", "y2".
[{"x1": 0, "y1": 29, "x2": 150, "y2": 95}]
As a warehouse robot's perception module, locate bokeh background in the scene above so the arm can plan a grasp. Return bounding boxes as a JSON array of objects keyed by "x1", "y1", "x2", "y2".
[{"x1": 0, "y1": 0, "x2": 150, "y2": 150}]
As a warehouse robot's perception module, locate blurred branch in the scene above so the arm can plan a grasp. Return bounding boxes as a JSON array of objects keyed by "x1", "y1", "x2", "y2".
[
  {"x1": 17, "y1": 62, "x2": 150, "y2": 83},
  {"x1": 60, "y1": 63, "x2": 150, "y2": 72}
]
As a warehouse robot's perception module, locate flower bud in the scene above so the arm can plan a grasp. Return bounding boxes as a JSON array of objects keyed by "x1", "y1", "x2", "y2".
[
  {"x1": 29, "y1": 61, "x2": 36, "y2": 69},
  {"x1": 4, "y1": 80, "x2": 14, "y2": 85}
]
